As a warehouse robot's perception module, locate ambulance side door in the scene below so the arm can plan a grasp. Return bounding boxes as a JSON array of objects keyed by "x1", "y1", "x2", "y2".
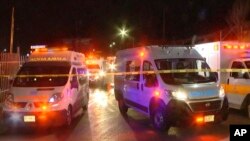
[
  {"x1": 123, "y1": 59, "x2": 141, "y2": 108},
  {"x1": 70, "y1": 67, "x2": 81, "y2": 114},
  {"x1": 77, "y1": 67, "x2": 89, "y2": 108},
  {"x1": 227, "y1": 61, "x2": 249, "y2": 108}
]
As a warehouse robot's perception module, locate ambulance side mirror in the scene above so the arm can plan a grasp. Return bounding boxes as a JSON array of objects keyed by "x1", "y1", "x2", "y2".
[
  {"x1": 243, "y1": 72, "x2": 249, "y2": 79},
  {"x1": 79, "y1": 77, "x2": 87, "y2": 85}
]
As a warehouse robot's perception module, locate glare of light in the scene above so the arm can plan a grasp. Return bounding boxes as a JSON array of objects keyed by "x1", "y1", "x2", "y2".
[
  {"x1": 92, "y1": 89, "x2": 108, "y2": 107},
  {"x1": 140, "y1": 52, "x2": 144, "y2": 57},
  {"x1": 196, "y1": 116, "x2": 204, "y2": 124},
  {"x1": 42, "y1": 105, "x2": 47, "y2": 110},
  {"x1": 99, "y1": 70, "x2": 106, "y2": 77},
  {"x1": 118, "y1": 27, "x2": 128, "y2": 38},
  {"x1": 10, "y1": 113, "x2": 21, "y2": 121},
  {"x1": 109, "y1": 63, "x2": 116, "y2": 71},
  {"x1": 154, "y1": 90, "x2": 160, "y2": 97}
]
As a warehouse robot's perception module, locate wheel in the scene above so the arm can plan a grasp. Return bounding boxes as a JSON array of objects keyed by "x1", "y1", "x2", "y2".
[
  {"x1": 151, "y1": 106, "x2": 170, "y2": 132},
  {"x1": 65, "y1": 107, "x2": 72, "y2": 127},
  {"x1": 118, "y1": 99, "x2": 128, "y2": 116}
]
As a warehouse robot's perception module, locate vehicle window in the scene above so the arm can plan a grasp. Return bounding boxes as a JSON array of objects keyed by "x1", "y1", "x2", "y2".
[
  {"x1": 13, "y1": 62, "x2": 70, "y2": 87},
  {"x1": 77, "y1": 67, "x2": 87, "y2": 85},
  {"x1": 125, "y1": 60, "x2": 140, "y2": 81},
  {"x1": 155, "y1": 59, "x2": 217, "y2": 85},
  {"x1": 72, "y1": 68, "x2": 78, "y2": 83},
  {"x1": 231, "y1": 61, "x2": 245, "y2": 78},
  {"x1": 143, "y1": 61, "x2": 158, "y2": 87},
  {"x1": 244, "y1": 61, "x2": 250, "y2": 69}
]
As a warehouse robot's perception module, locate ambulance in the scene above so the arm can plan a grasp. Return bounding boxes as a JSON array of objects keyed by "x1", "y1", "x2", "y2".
[
  {"x1": 3, "y1": 47, "x2": 89, "y2": 127},
  {"x1": 86, "y1": 57, "x2": 105, "y2": 86},
  {"x1": 194, "y1": 41, "x2": 250, "y2": 118},
  {"x1": 114, "y1": 45, "x2": 228, "y2": 131}
]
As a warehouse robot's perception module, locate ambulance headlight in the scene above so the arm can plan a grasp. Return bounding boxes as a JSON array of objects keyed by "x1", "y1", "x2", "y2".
[
  {"x1": 219, "y1": 86, "x2": 225, "y2": 98},
  {"x1": 4, "y1": 93, "x2": 15, "y2": 109},
  {"x1": 171, "y1": 91, "x2": 187, "y2": 101},
  {"x1": 49, "y1": 93, "x2": 63, "y2": 103}
]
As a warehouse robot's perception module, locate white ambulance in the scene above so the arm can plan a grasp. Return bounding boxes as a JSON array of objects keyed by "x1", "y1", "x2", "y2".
[
  {"x1": 114, "y1": 45, "x2": 228, "y2": 131},
  {"x1": 86, "y1": 57, "x2": 105, "y2": 86},
  {"x1": 3, "y1": 48, "x2": 89, "y2": 127},
  {"x1": 194, "y1": 41, "x2": 250, "y2": 118}
]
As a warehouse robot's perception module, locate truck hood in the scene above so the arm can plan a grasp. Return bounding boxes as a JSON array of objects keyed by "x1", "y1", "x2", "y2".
[
  {"x1": 10, "y1": 87, "x2": 65, "y2": 102},
  {"x1": 181, "y1": 83, "x2": 220, "y2": 100}
]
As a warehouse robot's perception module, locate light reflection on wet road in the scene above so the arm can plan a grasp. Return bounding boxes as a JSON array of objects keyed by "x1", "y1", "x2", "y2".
[{"x1": 0, "y1": 88, "x2": 249, "y2": 141}]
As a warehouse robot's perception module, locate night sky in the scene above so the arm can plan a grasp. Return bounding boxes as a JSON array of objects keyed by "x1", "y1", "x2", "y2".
[{"x1": 0, "y1": 0, "x2": 235, "y2": 55}]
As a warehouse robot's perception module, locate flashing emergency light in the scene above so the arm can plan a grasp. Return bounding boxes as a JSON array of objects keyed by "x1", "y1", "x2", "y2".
[
  {"x1": 33, "y1": 47, "x2": 68, "y2": 53},
  {"x1": 140, "y1": 51, "x2": 145, "y2": 57},
  {"x1": 86, "y1": 59, "x2": 97, "y2": 64},
  {"x1": 42, "y1": 105, "x2": 47, "y2": 110},
  {"x1": 34, "y1": 48, "x2": 48, "y2": 52},
  {"x1": 154, "y1": 90, "x2": 160, "y2": 97},
  {"x1": 224, "y1": 44, "x2": 249, "y2": 50},
  {"x1": 31, "y1": 45, "x2": 46, "y2": 49}
]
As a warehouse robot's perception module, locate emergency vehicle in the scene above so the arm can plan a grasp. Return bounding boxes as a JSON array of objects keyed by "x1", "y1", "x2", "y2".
[
  {"x1": 3, "y1": 47, "x2": 89, "y2": 127},
  {"x1": 114, "y1": 45, "x2": 228, "y2": 131},
  {"x1": 194, "y1": 41, "x2": 250, "y2": 118},
  {"x1": 86, "y1": 56, "x2": 105, "y2": 86}
]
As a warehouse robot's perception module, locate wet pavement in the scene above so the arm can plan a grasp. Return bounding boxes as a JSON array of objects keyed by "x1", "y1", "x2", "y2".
[{"x1": 0, "y1": 88, "x2": 249, "y2": 141}]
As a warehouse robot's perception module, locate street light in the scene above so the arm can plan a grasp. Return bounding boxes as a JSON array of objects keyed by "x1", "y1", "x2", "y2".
[
  {"x1": 118, "y1": 28, "x2": 128, "y2": 39},
  {"x1": 118, "y1": 27, "x2": 134, "y2": 47}
]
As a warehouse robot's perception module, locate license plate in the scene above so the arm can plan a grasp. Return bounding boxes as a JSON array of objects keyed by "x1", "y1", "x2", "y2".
[
  {"x1": 24, "y1": 115, "x2": 36, "y2": 122},
  {"x1": 204, "y1": 115, "x2": 214, "y2": 122}
]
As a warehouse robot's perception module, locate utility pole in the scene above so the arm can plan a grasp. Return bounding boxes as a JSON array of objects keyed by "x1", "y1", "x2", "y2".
[
  {"x1": 10, "y1": 7, "x2": 15, "y2": 54},
  {"x1": 162, "y1": 7, "x2": 166, "y2": 41}
]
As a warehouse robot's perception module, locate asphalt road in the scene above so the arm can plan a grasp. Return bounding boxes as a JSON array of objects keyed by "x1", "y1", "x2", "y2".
[{"x1": 0, "y1": 88, "x2": 250, "y2": 141}]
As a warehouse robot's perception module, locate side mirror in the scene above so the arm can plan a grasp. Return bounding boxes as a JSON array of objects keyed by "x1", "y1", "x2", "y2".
[
  {"x1": 243, "y1": 72, "x2": 249, "y2": 79},
  {"x1": 79, "y1": 77, "x2": 87, "y2": 85}
]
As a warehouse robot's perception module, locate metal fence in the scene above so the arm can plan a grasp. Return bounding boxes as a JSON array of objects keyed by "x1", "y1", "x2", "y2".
[{"x1": 0, "y1": 53, "x2": 25, "y2": 105}]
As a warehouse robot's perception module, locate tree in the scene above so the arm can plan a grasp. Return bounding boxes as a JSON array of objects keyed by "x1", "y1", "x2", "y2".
[{"x1": 227, "y1": 0, "x2": 250, "y2": 41}]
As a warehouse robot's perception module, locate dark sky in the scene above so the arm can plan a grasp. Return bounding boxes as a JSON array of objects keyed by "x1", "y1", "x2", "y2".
[{"x1": 0, "y1": 0, "x2": 235, "y2": 55}]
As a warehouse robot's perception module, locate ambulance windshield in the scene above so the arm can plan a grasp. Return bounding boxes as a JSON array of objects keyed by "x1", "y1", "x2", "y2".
[
  {"x1": 13, "y1": 62, "x2": 71, "y2": 87},
  {"x1": 155, "y1": 58, "x2": 217, "y2": 85}
]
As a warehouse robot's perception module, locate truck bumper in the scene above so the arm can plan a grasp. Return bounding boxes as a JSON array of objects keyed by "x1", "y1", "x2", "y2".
[
  {"x1": 2, "y1": 109, "x2": 67, "y2": 127},
  {"x1": 166, "y1": 96, "x2": 229, "y2": 126}
]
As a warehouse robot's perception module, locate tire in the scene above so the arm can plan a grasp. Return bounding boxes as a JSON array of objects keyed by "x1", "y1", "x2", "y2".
[
  {"x1": 65, "y1": 107, "x2": 72, "y2": 127},
  {"x1": 118, "y1": 99, "x2": 128, "y2": 116},
  {"x1": 151, "y1": 106, "x2": 170, "y2": 132}
]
